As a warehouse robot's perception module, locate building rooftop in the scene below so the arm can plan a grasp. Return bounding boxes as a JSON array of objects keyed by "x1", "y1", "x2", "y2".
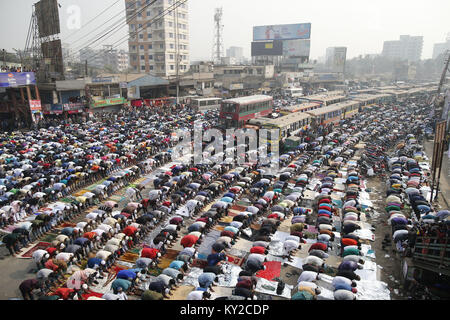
[{"x1": 223, "y1": 95, "x2": 272, "y2": 105}]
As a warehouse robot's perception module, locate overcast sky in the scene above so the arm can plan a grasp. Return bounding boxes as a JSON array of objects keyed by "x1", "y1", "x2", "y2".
[{"x1": 1, "y1": 0, "x2": 449, "y2": 61}]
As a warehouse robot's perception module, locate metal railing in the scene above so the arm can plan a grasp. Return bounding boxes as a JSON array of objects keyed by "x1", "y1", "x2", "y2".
[{"x1": 412, "y1": 236, "x2": 450, "y2": 269}]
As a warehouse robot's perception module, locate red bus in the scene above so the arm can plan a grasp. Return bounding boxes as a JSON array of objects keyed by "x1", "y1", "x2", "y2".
[{"x1": 219, "y1": 95, "x2": 273, "y2": 129}]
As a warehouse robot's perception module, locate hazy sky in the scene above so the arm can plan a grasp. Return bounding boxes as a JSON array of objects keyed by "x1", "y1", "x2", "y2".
[{"x1": 1, "y1": 0, "x2": 449, "y2": 61}]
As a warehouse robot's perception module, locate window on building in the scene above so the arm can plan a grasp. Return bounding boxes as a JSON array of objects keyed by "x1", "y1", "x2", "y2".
[
  {"x1": 147, "y1": 10, "x2": 151, "y2": 16},
  {"x1": 140, "y1": 45, "x2": 144, "y2": 50},
  {"x1": 169, "y1": 21, "x2": 173, "y2": 27},
  {"x1": 170, "y1": 43, "x2": 174, "y2": 49},
  {"x1": 150, "y1": 65, "x2": 154, "y2": 70},
  {"x1": 148, "y1": 33, "x2": 152, "y2": 38},
  {"x1": 139, "y1": 34, "x2": 144, "y2": 39},
  {"x1": 138, "y1": 24, "x2": 142, "y2": 29},
  {"x1": 169, "y1": 33, "x2": 174, "y2": 38},
  {"x1": 169, "y1": 54, "x2": 174, "y2": 59},
  {"x1": 141, "y1": 66, "x2": 146, "y2": 71},
  {"x1": 149, "y1": 55, "x2": 153, "y2": 60},
  {"x1": 149, "y1": 44, "x2": 153, "y2": 49},
  {"x1": 141, "y1": 55, "x2": 145, "y2": 60},
  {"x1": 160, "y1": 44, "x2": 164, "y2": 49},
  {"x1": 170, "y1": 65, "x2": 174, "y2": 70}
]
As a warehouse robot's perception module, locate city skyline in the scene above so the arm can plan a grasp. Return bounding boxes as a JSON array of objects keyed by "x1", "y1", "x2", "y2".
[{"x1": 0, "y1": 0, "x2": 449, "y2": 62}]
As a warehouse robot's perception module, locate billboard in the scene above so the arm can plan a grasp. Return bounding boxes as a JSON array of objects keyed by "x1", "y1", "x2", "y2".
[
  {"x1": 253, "y1": 23, "x2": 311, "y2": 41},
  {"x1": 282, "y1": 40, "x2": 311, "y2": 57},
  {"x1": 29, "y1": 100, "x2": 42, "y2": 114},
  {"x1": 0, "y1": 72, "x2": 36, "y2": 88},
  {"x1": 91, "y1": 97, "x2": 126, "y2": 108},
  {"x1": 41, "y1": 39, "x2": 64, "y2": 78},
  {"x1": 251, "y1": 41, "x2": 283, "y2": 56},
  {"x1": 35, "y1": 0, "x2": 61, "y2": 38}
]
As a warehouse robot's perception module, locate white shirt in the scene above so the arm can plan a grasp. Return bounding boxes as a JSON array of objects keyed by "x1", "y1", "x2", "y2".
[
  {"x1": 334, "y1": 289, "x2": 355, "y2": 300},
  {"x1": 284, "y1": 239, "x2": 300, "y2": 253},
  {"x1": 305, "y1": 255, "x2": 324, "y2": 267},
  {"x1": 32, "y1": 250, "x2": 48, "y2": 263},
  {"x1": 187, "y1": 290, "x2": 204, "y2": 300},
  {"x1": 298, "y1": 271, "x2": 319, "y2": 283},
  {"x1": 55, "y1": 252, "x2": 74, "y2": 262},
  {"x1": 332, "y1": 276, "x2": 352, "y2": 288}
]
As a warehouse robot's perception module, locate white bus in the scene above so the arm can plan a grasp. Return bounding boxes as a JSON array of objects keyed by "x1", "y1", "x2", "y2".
[
  {"x1": 191, "y1": 97, "x2": 222, "y2": 111},
  {"x1": 283, "y1": 88, "x2": 304, "y2": 98}
]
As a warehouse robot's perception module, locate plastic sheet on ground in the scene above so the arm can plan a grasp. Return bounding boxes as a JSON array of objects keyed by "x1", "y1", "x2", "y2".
[
  {"x1": 352, "y1": 228, "x2": 375, "y2": 241},
  {"x1": 182, "y1": 267, "x2": 203, "y2": 288},
  {"x1": 217, "y1": 263, "x2": 242, "y2": 287},
  {"x1": 268, "y1": 240, "x2": 285, "y2": 256},
  {"x1": 356, "y1": 280, "x2": 391, "y2": 300},
  {"x1": 272, "y1": 231, "x2": 291, "y2": 243},
  {"x1": 255, "y1": 277, "x2": 293, "y2": 299},
  {"x1": 361, "y1": 244, "x2": 376, "y2": 258},
  {"x1": 355, "y1": 260, "x2": 378, "y2": 281}
]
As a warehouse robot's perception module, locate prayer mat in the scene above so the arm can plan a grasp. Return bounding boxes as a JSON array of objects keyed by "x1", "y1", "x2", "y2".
[
  {"x1": 231, "y1": 205, "x2": 247, "y2": 211},
  {"x1": 256, "y1": 261, "x2": 282, "y2": 281},
  {"x1": 60, "y1": 222, "x2": 76, "y2": 228},
  {"x1": 147, "y1": 267, "x2": 163, "y2": 277},
  {"x1": 233, "y1": 238, "x2": 253, "y2": 252},
  {"x1": 115, "y1": 260, "x2": 135, "y2": 269},
  {"x1": 157, "y1": 249, "x2": 180, "y2": 269},
  {"x1": 220, "y1": 216, "x2": 234, "y2": 224},
  {"x1": 226, "y1": 254, "x2": 246, "y2": 267},
  {"x1": 210, "y1": 286, "x2": 234, "y2": 299},
  {"x1": 182, "y1": 267, "x2": 203, "y2": 287},
  {"x1": 73, "y1": 190, "x2": 89, "y2": 197},
  {"x1": 255, "y1": 277, "x2": 292, "y2": 299},
  {"x1": 190, "y1": 259, "x2": 208, "y2": 269},
  {"x1": 81, "y1": 291, "x2": 104, "y2": 300},
  {"x1": 18, "y1": 242, "x2": 51, "y2": 259},
  {"x1": 250, "y1": 223, "x2": 261, "y2": 231},
  {"x1": 167, "y1": 285, "x2": 195, "y2": 300},
  {"x1": 216, "y1": 263, "x2": 242, "y2": 287},
  {"x1": 213, "y1": 225, "x2": 225, "y2": 232},
  {"x1": 227, "y1": 248, "x2": 248, "y2": 259},
  {"x1": 118, "y1": 252, "x2": 140, "y2": 264}
]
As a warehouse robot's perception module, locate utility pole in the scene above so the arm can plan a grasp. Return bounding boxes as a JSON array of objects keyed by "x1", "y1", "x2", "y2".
[
  {"x1": 175, "y1": 6, "x2": 180, "y2": 105},
  {"x1": 85, "y1": 60, "x2": 88, "y2": 77}
]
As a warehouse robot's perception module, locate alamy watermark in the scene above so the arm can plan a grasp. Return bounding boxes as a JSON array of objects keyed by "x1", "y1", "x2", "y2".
[{"x1": 171, "y1": 128, "x2": 280, "y2": 173}]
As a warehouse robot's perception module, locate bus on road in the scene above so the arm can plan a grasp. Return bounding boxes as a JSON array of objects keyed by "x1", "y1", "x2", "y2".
[{"x1": 219, "y1": 95, "x2": 273, "y2": 129}]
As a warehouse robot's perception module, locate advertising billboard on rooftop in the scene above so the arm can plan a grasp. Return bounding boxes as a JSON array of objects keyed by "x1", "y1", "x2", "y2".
[
  {"x1": 0, "y1": 72, "x2": 36, "y2": 88},
  {"x1": 282, "y1": 40, "x2": 311, "y2": 57},
  {"x1": 251, "y1": 41, "x2": 283, "y2": 56},
  {"x1": 253, "y1": 23, "x2": 311, "y2": 41}
]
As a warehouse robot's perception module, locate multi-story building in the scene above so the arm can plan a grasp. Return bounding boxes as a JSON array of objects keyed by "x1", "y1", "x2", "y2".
[
  {"x1": 117, "y1": 50, "x2": 130, "y2": 72},
  {"x1": 432, "y1": 33, "x2": 450, "y2": 59},
  {"x1": 226, "y1": 46, "x2": 244, "y2": 64},
  {"x1": 126, "y1": 0, "x2": 190, "y2": 78},
  {"x1": 382, "y1": 35, "x2": 423, "y2": 62}
]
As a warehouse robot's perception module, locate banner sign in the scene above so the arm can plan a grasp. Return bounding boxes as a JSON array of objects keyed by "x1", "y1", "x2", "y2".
[
  {"x1": 91, "y1": 97, "x2": 126, "y2": 108},
  {"x1": 0, "y1": 72, "x2": 36, "y2": 88},
  {"x1": 253, "y1": 23, "x2": 311, "y2": 41},
  {"x1": 29, "y1": 100, "x2": 42, "y2": 114}
]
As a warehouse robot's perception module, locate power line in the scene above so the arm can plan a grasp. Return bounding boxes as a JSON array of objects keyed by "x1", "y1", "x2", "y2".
[
  {"x1": 81, "y1": 0, "x2": 187, "y2": 69},
  {"x1": 68, "y1": 0, "x2": 156, "y2": 57},
  {"x1": 64, "y1": 0, "x2": 122, "y2": 42}
]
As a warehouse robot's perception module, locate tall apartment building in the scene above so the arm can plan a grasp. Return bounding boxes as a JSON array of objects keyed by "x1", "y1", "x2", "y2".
[
  {"x1": 382, "y1": 35, "x2": 423, "y2": 62},
  {"x1": 117, "y1": 50, "x2": 130, "y2": 72},
  {"x1": 432, "y1": 33, "x2": 450, "y2": 59},
  {"x1": 226, "y1": 46, "x2": 244, "y2": 64},
  {"x1": 126, "y1": 0, "x2": 190, "y2": 78}
]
